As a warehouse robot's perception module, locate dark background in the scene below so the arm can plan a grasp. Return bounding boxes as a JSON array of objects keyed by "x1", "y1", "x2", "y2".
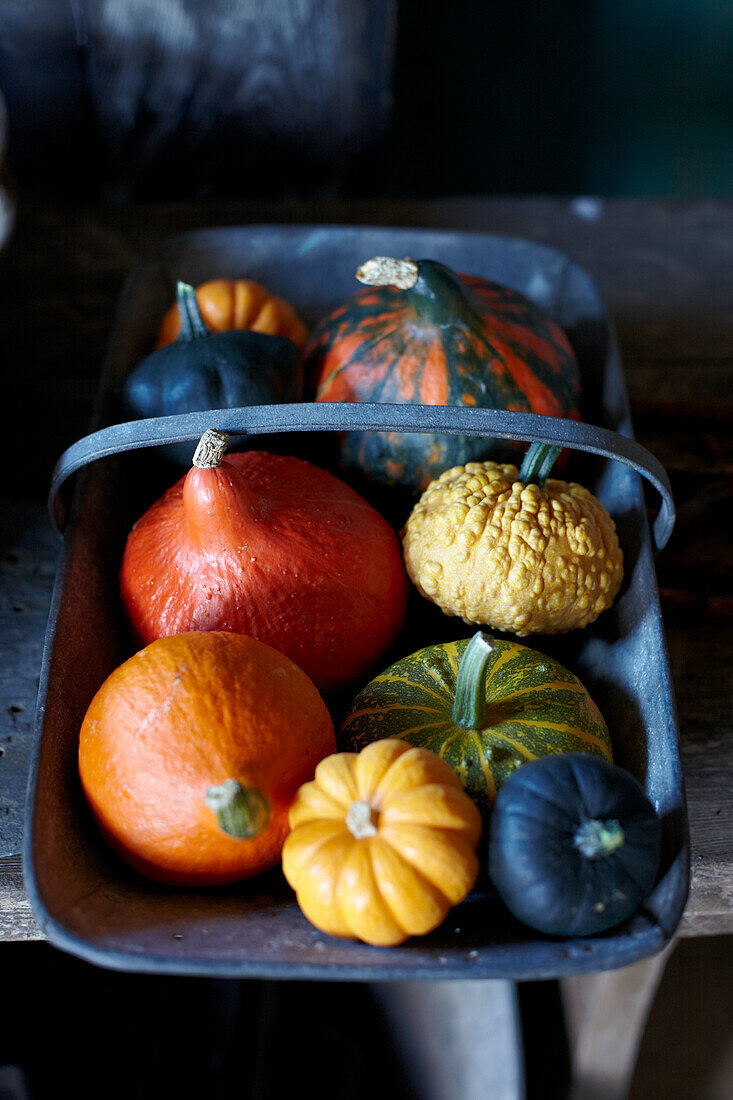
[{"x1": 1, "y1": 0, "x2": 732, "y2": 205}]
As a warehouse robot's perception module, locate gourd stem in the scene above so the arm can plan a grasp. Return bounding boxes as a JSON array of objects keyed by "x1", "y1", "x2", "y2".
[
  {"x1": 356, "y1": 257, "x2": 420, "y2": 290},
  {"x1": 518, "y1": 443, "x2": 562, "y2": 488},
  {"x1": 356, "y1": 257, "x2": 485, "y2": 333},
  {"x1": 452, "y1": 632, "x2": 496, "y2": 731},
  {"x1": 574, "y1": 819, "x2": 625, "y2": 859},
  {"x1": 346, "y1": 800, "x2": 379, "y2": 839},
  {"x1": 193, "y1": 428, "x2": 230, "y2": 469},
  {"x1": 205, "y1": 779, "x2": 270, "y2": 839},
  {"x1": 176, "y1": 281, "x2": 210, "y2": 341}
]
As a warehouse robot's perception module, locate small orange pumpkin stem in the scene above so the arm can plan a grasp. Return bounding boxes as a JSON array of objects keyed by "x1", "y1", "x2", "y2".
[
  {"x1": 356, "y1": 257, "x2": 419, "y2": 289},
  {"x1": 204, "y1": 779, "x2": 271, "y2": 839}
]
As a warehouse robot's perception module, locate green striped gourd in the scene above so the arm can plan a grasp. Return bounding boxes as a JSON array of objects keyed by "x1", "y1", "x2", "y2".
[{"x1": 340, "y1": 632, "x2": 612, "y2": 822}]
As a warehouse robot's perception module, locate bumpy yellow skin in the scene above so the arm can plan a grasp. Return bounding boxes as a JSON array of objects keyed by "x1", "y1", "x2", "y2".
[{"x1": 402, "y1": 461, "x2": 624, "y2": 635}]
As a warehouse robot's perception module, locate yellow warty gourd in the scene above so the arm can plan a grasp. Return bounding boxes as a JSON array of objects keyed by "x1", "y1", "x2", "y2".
[{"x1": 402, "y1": 446, "x2": 624, "y2": 636}]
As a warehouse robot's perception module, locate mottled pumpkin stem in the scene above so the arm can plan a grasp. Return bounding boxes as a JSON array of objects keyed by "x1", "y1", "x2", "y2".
[
  {"x1": 518, "y1": 443, "x2": 562, "y2": 488},
  {"x1": 193, "y1": 428, "x2": 230, "y2": 469},
  {"x1": 176, "y1": 281, "x2": 209, "y2": 341},
  {"x1": 356, "y1": 257, "x2": 419, "y2": 290},
  {"x1": 574, "y1": 819, "x2": 625, "y2": 859},
  {"x1": 205, "y1": 779, "x2": 270, "y2": 839},
  {"x1": 452, "y1": 632, "x2": 496, "y2": 731}
]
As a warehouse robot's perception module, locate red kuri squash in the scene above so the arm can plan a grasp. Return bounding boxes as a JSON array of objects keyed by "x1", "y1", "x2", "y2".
[
  {"x1": 306, "y1": 257, "x2": 581, "y2": 491},
  {"x1": 120, "y1": 430, "x2": 408, "y2": 693}
]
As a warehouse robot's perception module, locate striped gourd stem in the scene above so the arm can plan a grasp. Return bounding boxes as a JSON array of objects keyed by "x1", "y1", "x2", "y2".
[{"x1": 452, "y1": 632, "x2": 496, "y2": 731}]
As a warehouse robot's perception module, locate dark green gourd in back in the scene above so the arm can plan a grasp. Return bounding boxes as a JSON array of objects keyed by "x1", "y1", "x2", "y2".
[{"x1": 119, "y1": 281, "x2": 302, "y2": 464}]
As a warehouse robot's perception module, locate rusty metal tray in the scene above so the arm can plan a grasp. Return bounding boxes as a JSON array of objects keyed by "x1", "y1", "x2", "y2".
[{"x1": 24, "y1": 225, "x2": 688, "y2": 978}]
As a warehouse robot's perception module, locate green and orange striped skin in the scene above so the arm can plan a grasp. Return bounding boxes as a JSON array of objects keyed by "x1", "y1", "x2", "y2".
[
  {"x1": 307, "y1": 261, "x2": 581, "y2": 491},
  {"x1": 339, "y1": 637, "x2": 612, "y2": 823}
]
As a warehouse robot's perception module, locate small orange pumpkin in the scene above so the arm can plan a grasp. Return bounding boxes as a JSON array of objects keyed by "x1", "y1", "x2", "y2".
[
  {"x1": 282, "y1": 739, "x2": 482, "y2": 946},
  {"x1": 78, "y1": 631, "x2": 335, "y2": 886},
  {"x1": 157, "y1": 278, "x2": 308, "y2": 350}
]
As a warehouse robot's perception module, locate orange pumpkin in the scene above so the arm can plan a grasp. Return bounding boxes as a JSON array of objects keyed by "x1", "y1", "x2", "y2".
[
  {"x1": 157, "y1": 278, "x2": 308, "y2": 350},
  {"x1": 282, "y1": 739, "x2": 482, "y2": 946},
  {"x1": 78, "y1": 631, "x2": 335, "y2": 886},
  {"x1": 120, "y1": 430, "x2": 408, "y2": 694}
]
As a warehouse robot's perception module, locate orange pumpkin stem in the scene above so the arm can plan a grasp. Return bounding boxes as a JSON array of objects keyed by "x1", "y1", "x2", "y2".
[{"x1": 204, "y1": 779, "x2": 270, "y2": 839}]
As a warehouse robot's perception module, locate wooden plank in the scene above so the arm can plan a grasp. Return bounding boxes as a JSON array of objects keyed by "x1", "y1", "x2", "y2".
[
  {"x1": 0, "y1": 856, "x2": 41, "y2": 941},
  {"x1": 0, "y1": 502, "x2": 60, "y2": 856},
  {"x1": 668, "y1": 616, "x2": 733, "y2": 936},
  {"x1": 562, "y1": 942, "x2": 676, "y2": 1100},
  {"x1": 624, "y1": 360, "x2": 733, "y2": 423},
  {"x1": 375, "y1": 982, "x2": 524, "y2": 1100}
]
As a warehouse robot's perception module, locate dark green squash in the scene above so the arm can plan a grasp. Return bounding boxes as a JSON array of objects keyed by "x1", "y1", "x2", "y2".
[
  {"x1": 307, "y1": 257, "x2": 581, "y2": 491},
  {"x1": 339, "y1": 632, "x2": 612, "y2": 822},
  {"x1": 119, "y1": 282, "x2": 302, "y2": 464},
  {"x1": 488, "y1": 753, "x2": 661, "y2": 937}
]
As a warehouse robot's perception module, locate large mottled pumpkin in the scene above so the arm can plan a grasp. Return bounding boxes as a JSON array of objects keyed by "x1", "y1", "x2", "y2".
[
  {"x1": 307, "y1": 257, "x2": 581, "y2": 491},
  {"x1": 120, "y1": 429, "x2": 408, "y2": 694},
  {"x1": 282, "y1": 738, "x2": 482, "y2": 946},
  {"x1": 340, "y1": 632, "x2": 612, "y2": 822},
  {"x1": 78, "y1": 631, "x2": 335, "y2": 886}
]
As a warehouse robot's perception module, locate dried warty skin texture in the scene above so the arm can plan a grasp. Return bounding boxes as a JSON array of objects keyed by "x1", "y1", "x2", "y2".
[{"x1": 402, "y1": 461, "x2": 624, "y2": 635}]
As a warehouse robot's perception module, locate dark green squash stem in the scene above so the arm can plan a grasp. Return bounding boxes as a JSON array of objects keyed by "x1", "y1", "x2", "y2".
[
  {"x1": 574, "y1": 819, "x2": 625, "y2": 859},
  {"x1": 204, "y1": 779, "x2": 270, "y2": 839},
  {"x1": 176, "y1": 281, "x2": 210, "y2": 342},
  {"x1": 518, "y1": 442, "x2": 562, "y2": 488},
  {"x1": 452, "y1": 632, "x2": 496, "y2": 731}
]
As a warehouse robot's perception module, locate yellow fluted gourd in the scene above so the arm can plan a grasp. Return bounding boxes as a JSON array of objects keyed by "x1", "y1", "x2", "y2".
[{"x1": 282, "y1": 739, "x2": 481, "y2": 947}]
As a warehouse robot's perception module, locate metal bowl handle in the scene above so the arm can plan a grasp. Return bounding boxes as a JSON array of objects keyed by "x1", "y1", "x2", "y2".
[{"x1": 48, "y1": 402, "x2": 675, "y2": 552}]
